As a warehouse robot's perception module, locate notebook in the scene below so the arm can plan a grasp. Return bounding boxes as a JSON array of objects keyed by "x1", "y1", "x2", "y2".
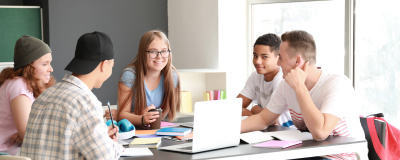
[
  {"x1": 156, "y1": 127, "x2": 192, "y2": 136},
  {"x1": 129, "y1": 137, "x2": 162, "y2": 148},
  {"x1": 253, "y1": 140, "x2": 302, "y2": 148},
  {"x1": 158, "y1": 98, "x2": 242, "y2": 153},
  {"x1": 240, "y1": 131, "x2": 273, "y2": 144},
  {"x1": 267, "y1": 129, "x2": 313, "y2": 141},
  {"x1": 161, "y1": 121, "x2": 180, "y2": 128}
]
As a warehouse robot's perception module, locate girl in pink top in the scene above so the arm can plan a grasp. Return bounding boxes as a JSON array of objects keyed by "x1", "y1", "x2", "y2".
[{"x1": 0, "y1": 35, "x2": 55, "y2": 155}]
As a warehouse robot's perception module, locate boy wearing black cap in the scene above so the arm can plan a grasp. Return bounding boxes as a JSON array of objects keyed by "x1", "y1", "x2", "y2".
[{"x1": 21, "y1": 31, "x2": 124, "y2": 159}]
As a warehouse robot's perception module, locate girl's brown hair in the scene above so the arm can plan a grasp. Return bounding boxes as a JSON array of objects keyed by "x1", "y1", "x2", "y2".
[
  {"x1": 118, "y1": 30, "x2": 181, "y2": 121},
  {"x1": 0, "y1": 65, "x2": 55, "y2": 98}
]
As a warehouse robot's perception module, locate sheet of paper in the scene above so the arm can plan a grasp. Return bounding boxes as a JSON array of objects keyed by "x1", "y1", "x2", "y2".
[
  {"x1": 267, "y1": 129, "x2": 313, "y2": 141},
  {"x1": 240, "y1": 131, "x2": 273, "y2": 144},
  {"x1": 120, "y1": 148, "x2": 153, "y2": 157}
]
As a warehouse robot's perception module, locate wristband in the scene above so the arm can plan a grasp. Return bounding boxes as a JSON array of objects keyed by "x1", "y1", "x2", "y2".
[{"x1": 141, "y1": 116, "x2": 149, "y2": 127}]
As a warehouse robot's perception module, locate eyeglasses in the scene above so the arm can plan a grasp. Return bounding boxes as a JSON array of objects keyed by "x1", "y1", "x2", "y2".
[{"x1": 146, "y1": 50, "x2": 170, "y2": 59}]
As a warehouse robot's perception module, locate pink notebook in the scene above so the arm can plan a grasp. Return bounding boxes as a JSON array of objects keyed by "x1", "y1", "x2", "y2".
[
  {"x1": 160, "y1": 121, "x2": 179, "y2": 128},
  {"x1": 252, "y1": 140, "x2": 302, "y2": 148}
]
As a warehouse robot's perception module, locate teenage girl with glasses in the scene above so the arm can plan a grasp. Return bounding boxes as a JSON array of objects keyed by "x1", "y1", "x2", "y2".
[{"x1": 104, "y1": 30, "x2": 181, "y2": 127}]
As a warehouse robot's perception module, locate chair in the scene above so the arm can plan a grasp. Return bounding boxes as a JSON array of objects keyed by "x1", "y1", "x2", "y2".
[{"x1": 360, "y1": 113, "x2": 386, "y2": 160}]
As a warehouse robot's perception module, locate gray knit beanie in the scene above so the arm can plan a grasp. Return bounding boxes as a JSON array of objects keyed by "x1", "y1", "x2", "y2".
[{"x1": 14, "y1": 35, "x2": 52, "y2": 70}]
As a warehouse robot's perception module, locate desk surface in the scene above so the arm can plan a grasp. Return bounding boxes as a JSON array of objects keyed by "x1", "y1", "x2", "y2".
[{"x1": 120, "y1": 116, "x2": 368, "y2": 160}]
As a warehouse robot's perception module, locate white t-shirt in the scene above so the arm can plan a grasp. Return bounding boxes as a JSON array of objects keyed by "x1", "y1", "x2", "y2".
[
  {"x1": 240, "y1": 69, "x2": 293, "y2": 127},
  {"x1": 267, "y1": 71, "x2": 365, "y2": 138}
]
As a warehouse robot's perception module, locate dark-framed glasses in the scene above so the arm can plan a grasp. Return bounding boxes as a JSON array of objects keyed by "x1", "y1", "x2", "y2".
[{"x1": 146, "y1": 50, "x2": 170, "y2": 59}]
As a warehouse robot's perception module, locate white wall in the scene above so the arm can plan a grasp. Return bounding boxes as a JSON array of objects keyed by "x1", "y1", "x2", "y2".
[
  {"x1": 168, "y1": 0, "x2": 219, "y2": 69},
  {"x1": 168, "y1": 0, "x2": 249, "y2": 104},
  {"x1": 179, "y1": 71, "x2": 226, "y2": 110},
  {"x1": 218, "y1": 0, "x2": 248, "y2": 99}
]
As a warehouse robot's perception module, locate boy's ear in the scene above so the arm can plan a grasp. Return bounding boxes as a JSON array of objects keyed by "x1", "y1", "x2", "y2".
[
  {"x1": 295, "y1": 55, "x2": 303, "y2": 67},
  {"x1": 99, "y1": 60, "x2": 106, "y2": 72}
]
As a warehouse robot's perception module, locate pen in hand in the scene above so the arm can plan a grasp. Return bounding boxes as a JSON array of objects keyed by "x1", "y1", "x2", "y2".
[{"x1": 107, "y1": 101, "x2": 117, "y2": 137}]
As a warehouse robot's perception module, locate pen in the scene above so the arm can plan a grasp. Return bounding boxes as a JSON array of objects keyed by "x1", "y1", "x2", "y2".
[{"x1": 107, "y1": 101, "x2": 117, "y2": 137}]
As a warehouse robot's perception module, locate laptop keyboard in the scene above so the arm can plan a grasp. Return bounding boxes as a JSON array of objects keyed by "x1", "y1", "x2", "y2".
[
  {"x1": 180, "y1": 122, "x2": 194, "y2": 128},
  {"x1": 178, "y1": 146, "x2": 192, "y2": 150}
]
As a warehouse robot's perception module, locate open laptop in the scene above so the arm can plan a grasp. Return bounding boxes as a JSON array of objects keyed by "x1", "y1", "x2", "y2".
[
  {"x1": 159, "y1": 98, "x2": 242, "y2": 153},
  {"x1": 180, "y1": 122, "x2": 194, "y2": 128}
]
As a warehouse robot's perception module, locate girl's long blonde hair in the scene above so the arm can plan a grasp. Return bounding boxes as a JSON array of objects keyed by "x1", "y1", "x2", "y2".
[
  {"x1": 0, "y1": 65, "x2": 55, "y2": 98},
  {"x1": 118, "y1": 30, "x2": 181, "y2": 121}
]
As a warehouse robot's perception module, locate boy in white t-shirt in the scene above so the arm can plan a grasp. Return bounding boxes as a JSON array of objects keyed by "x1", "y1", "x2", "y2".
[
  {"x1": 237, "y1": 33, "x2": 293, "y2": 127},
  {"x1": 241, "y1": 30, "x2": 365, "y2": 159}
]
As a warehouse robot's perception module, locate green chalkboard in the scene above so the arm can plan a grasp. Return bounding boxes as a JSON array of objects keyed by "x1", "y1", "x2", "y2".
[{"x1": 0, "y1": 7, "x2": 42, "y2": 62}]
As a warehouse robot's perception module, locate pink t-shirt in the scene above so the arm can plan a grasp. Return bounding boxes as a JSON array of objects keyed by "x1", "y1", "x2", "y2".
[{"x1": 0, "y1": 77, "x2": 35, "y2": 155}]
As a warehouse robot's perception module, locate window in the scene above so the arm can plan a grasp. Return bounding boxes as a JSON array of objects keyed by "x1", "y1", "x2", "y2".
[
  {"x1": 354, "y1": 0, "x2": 400, "y2": 128},
  {"x1": 250, "y1": 0, "x2": 400, "y2": 128},
  {"x1": 251, "y1": 0, "x2": 346, "y2": 75}
]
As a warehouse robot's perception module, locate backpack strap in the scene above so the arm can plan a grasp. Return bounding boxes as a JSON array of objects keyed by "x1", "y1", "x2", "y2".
[{"x1": 367, "y1": 117, "x2": 386, "y2": 160}]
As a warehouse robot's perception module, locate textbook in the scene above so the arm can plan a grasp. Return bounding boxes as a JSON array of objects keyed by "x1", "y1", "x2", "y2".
[
  {"x1": 129, "y1": 137, "x2": 162, "y2": 148},
  {"x1": 156, "y1": 127, "x2": 192, "y2": 136},
  {"x1": 252, "y1": 140, "x2": 302, "y2": 148}
]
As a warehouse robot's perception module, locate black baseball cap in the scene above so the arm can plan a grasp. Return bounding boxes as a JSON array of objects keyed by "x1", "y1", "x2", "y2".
[{"x1": 65, "y1": 31, "x2": 114, "y2": 75}]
